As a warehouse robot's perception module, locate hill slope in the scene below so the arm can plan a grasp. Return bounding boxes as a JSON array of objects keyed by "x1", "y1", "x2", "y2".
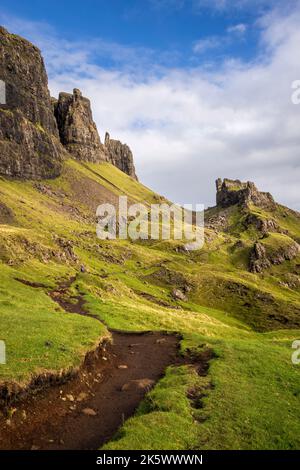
[{"x1": 0, "y1": 163, "x2": 300, "y2": 450}]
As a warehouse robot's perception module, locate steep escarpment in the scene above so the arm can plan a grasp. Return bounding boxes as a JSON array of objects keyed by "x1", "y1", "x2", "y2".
[
  {"x1": 0, "y1": 26, "x2": 138, "y2": 181},
  {"x1": 0, "y1": 26, "x2": 64, "y2": 179}
]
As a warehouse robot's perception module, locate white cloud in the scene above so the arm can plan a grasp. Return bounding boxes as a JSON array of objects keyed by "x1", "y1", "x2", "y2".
[
  {"x1": 227, "y1": 24, "x2": 248, "y2": 35},
  {"x1": 193, "y1": 37, "x2": 222, "y2": 54},
  {"x1": 1, "y1": 4, "x2": 300, "y2": 210}
]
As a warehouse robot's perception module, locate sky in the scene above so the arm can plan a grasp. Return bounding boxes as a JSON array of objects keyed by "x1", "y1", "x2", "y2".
[{"x1": 1, "y1": 0, "x2": 300, "y2": 209}]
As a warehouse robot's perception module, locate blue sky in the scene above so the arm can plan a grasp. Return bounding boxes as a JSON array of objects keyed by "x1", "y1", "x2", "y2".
[
  {"x1": 1, "y1": 0, "x2": 300, "y2": 209},
  {"x1": 0, "y1": 0, "x2": 275, "y2": 68}
]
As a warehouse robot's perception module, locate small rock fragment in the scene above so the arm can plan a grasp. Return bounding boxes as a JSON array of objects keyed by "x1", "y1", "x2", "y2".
[
  {"x1": 156, "y1": 338, "x2": 167, "y2": 344},
  {"x1": 77, "y1": 392, "x2": 88, "y2": 402},
  {"x1": 121, "y1": 379, "x2": 155, "y2": 392},
  {"x1": 82, "y1": 408, "x2": 97, "y2": 416},
  {"x1": 171, "y1": 288, "x2": 187, "y2": 302}
]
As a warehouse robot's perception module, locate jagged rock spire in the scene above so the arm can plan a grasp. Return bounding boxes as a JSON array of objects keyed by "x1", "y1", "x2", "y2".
[
  {"x1": 54, "y1": 89, "x2": 108, "y2": 163},
  {"x1": 54, "y1": 91, "x2": 138, "y2": 178}
]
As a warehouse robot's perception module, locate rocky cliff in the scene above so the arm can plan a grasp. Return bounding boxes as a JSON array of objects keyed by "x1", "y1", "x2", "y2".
[
  {"x1": 54, "y1": 90, "x2": 137, "y2": 179},
  {"x1": 216, "y1": 178, "x2": 275, "y2": 209},
  {"x1": 0, "y1": 26, "x2": 64, "y2": 179},
  {"x1": 0, "y1": 26, "x2": 138, "y2": 180},
  {"x1": 54, "y1": 89, "x2": 108, "y2": 163},
  {"x1": 104, "y1": 132, "x2": 137, "y2": 180}
]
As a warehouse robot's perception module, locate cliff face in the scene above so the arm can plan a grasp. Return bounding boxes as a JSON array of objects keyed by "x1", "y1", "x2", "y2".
[
  {"x1": 104, "y1": 132, "x2": 137, "y2": 180},
  {"x1": 0, "y1": 26, "x2": 64, "y2": 179},
  {"x1": 54, "y1": 89, "x2": 137, "y2": 179},
  {"x1": 216, "y1": 178, "x2": 275, "y2": 209},
  {"x1": 0, "y1": 26, "x2": 138, "y2": 180},
  {"x1": 54, "y1": 89, "x2": 108, "y2": 163}
]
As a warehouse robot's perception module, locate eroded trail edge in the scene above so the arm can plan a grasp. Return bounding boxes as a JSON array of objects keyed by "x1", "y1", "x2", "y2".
[{"x1": 0, "y1": 277, "x2": 213, "y2": 450}]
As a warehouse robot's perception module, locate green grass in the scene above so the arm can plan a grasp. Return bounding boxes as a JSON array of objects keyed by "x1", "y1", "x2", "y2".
[
  {"x1": 104, "y1": 366, "x2": 207, "y2": 450},
  {"x1": 0, "y1": 160, "x2": 300, "y2": 449},
  {"x1": 0, "y1": 263, "x2": 108, "y2": 383},
  {"x1": 86, "y1": 162, "x2": 164, "y2": 205},
  {"x1": 99, "y1": 295, "x2": 300, "y2": 450}
]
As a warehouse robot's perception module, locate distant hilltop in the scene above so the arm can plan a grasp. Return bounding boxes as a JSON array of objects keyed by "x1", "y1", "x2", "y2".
[{"x1": 0, "y1": 26, "x2": 137, "y2": 180}]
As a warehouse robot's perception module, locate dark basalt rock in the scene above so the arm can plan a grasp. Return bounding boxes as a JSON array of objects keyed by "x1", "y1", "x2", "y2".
[
  {"x1": 249, "y1": 242, "x2": 271, "y2": 273},
  {"x1": 216, "y1": 178, "x2": 275, "y2": 209},
  {"x1": 250, "y1": 239, "x2": 299, "y2": 273},
  {"x1": 0, "y1": 26, "x2": 64, "y2": 179},
  {"x1": 104, "y1": 132, "x2": 137, "y2": 180},
  {"x1": 54, "y1": 90, "x2": 138, "y2": 179},
  {"x1": 0, "y1": 26, "x2": 138, "y2": 180},
  {"x1": 54, "y1": 89, "x2": 108, "y2": 163}
]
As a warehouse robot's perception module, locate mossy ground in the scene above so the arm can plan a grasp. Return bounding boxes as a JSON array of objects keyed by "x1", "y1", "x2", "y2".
[{"x1": 0, "y1": 160, "x2": 299, "y2": 449}]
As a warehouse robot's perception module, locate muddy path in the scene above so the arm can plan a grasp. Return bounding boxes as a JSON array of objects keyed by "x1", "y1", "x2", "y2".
[
  {"x1": 0, "y1": 331, "x2": 184, "y2": 450},
  {"x1": 0, "y1": 276, "x2": 211, "y2": 450}
]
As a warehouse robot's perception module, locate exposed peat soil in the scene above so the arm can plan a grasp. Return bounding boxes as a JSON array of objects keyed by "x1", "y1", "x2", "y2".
[{"x1": 0, "y1": 277, "x2": 213, "y2": 450}]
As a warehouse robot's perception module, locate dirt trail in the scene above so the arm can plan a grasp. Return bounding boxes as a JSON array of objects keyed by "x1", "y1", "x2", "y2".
[
  {"x1": 0, "y1": 276, "x2": 210, "y2": 450},
  {"x1": 0, "y1": 331, "x2": 183, "y2": 450}
]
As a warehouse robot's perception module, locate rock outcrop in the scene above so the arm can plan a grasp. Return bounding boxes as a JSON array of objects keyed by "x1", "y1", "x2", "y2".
[
  {"x1": 104, "y1": 132, "x2": 137, "y2": 180},
  {"x1": 250, "y1": 238, "x2": 299, "y2": 273},
  {"x1": 249, "y1": 242, "x2": 271, "y2": 273},
  {"x1": 54, "y1": 89, "x2": 108, "y2": 163},
  {"x1": 216, "y1": 178, "x2": 275, "y2": 209},
  {"x1": 53, "y1": 90, "x2": 137, "y2": 179},
  {"x1": 0, "y1": 26, "x2": 138, "y2": 180},
  {"x1": 0, "y1": 26, "x2": 64, "y2": 179}
]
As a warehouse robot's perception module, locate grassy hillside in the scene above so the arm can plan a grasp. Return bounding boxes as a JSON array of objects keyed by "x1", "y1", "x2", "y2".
[{"x1": 0, "y1": 160, "x2": 300, "y2": 449}]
